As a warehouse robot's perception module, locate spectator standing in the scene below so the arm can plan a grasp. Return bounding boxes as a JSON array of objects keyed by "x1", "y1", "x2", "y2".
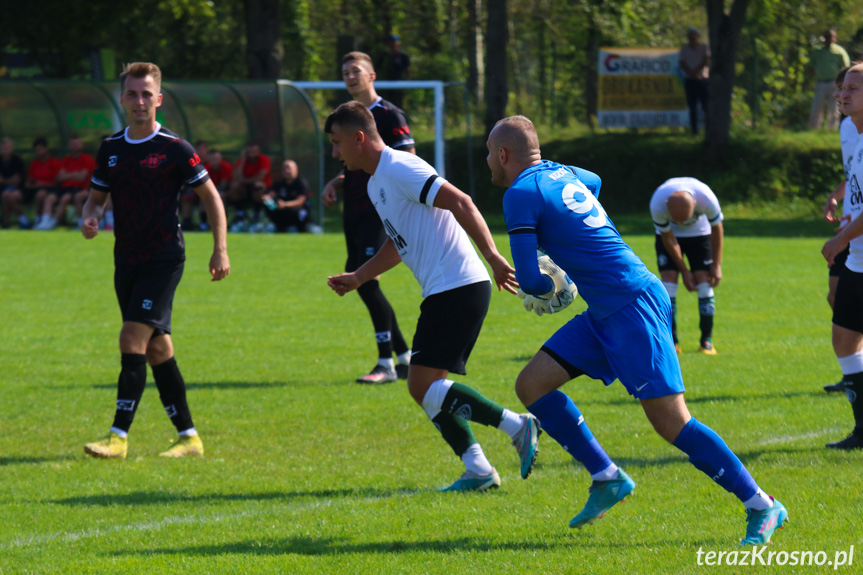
[
  {"x1": 0, "y1": 137, "x2": 28, "y2": 228},
  {"x1": 809, "y1": 29, "x2": 851, "y2": 130},
  {"x1": 679, "y1": 27, "x2": 710, "y2": 136},
  {"x1": 377, "y1": 34, "x2": 412, "y2": 108}
]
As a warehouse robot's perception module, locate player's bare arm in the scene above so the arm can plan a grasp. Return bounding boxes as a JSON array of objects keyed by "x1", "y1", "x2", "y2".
[
  {"x1": 709, "y1": 222, "x2": 724, "y2": 287},
  {"x1": 321, "y1": 174, "x2": 344, "y2": 207},
  {"x1": 433, "y1": 182, "x2": 517, "y2": 294},
  {"x1": 824, "y1": 212, "x2": 863, "y2": 265},
  {"x1": 824, "y1": 180, "x2": 847, "y2": 222},
  {"x1": 660, "y1": 230, "x2": 695, "y2": 291},
  {"x1": 80, "y1": 188, "x2": 109, "y2": 239},
  {"x1": 195, "y1": 179, "x2": 230, "y2": 281},
  {"x1": 328, "y1": 238, "x2": 402, "y2": 296}
]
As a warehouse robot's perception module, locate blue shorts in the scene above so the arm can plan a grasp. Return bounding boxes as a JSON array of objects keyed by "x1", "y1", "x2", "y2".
[{"x1": 544, "y1": 279, "x2": 685, "y2": 399}]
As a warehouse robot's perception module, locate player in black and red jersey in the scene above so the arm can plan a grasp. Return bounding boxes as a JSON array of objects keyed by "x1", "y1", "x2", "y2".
[
  {"x1": 321, "y1": 51, "x2": 413, "y2": 384},
  {"x1": 80, "y1": 62, "x2": 230, "y2": 459}
]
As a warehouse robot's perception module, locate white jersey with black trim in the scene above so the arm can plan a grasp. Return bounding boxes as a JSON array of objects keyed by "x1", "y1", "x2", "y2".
[
  {"x1": 649, "y1": 176, "x2": 723, "y2": 237},
  {"x1": 367, "y1": 146, "x2": 490, "y2": 297},
  {"x1": 842, "y1": 118, "x2": 863, "y2": 272}
]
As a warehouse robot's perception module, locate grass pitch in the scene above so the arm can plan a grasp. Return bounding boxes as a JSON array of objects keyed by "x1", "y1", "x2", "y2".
[{"x1": 0, "y1": 226, "x2": 860, "y2": 574}]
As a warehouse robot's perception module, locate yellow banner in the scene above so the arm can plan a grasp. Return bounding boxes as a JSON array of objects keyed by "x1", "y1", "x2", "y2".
[{"x1": 599, "y1": 75, "x2": 686, "y2": 111}]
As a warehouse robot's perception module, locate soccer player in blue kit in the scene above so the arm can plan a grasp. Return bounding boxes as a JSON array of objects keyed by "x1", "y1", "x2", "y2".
[{"x1": 486, "y1": 115, "x2": 787, "y2": 545}]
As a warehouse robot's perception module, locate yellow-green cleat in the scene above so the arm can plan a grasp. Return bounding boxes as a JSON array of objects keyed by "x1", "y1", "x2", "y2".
[
  {"x1": 159, "y1": 434, "x2": 204, "y2": 457},
  {"x1": 84, "y1": 431, "x2": 128, "y2": 459}
]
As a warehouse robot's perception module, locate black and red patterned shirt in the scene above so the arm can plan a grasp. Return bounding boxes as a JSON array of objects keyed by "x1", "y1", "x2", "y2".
[{"x1": 91, "y1": 124, "x2": 210, "y2": 265}]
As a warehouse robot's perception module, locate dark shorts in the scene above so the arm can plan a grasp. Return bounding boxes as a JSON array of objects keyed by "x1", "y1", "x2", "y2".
[
  {"x1": 344, "y1": 216, "x2": 388, "y2": 272},
  {"x1": 53, "y1": 186, "x2": 80, "y2": 198},
  {"x1": 411, "y1": 281, "x2": 491, "y2": 376},
  {"x1": 830, "y1": 246, "x2": 850, "y2": 278},
  {"x1": 268, "y1": 208, "x2": 308, "y2": 232},
  {"x1": 114, "y1": 259, "x2": 185, "y2": 335},
  {"x1": 655, "y1": 234, "x2": 713, "y2": 273}
]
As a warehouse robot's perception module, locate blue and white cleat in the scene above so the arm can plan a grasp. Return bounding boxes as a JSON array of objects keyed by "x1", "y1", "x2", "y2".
[
  {"x1": 512, "y1": 414, "x2": 541, "y2": 479},
  {"x1": 740, "y1": 497, "x2": 788, "y2": 546},
  {"x1": 439, "y1": 469, "x2": 501, "y2": 492},
  {"x1": 569, "y1": 469, "x2": 635, "y2": 529}
]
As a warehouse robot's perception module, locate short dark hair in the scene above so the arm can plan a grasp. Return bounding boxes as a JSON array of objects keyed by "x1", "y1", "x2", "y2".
[
  {"x1": 324, "y1": 101, "x2": 379, "y2": 141},
  {"x1": 342, "y1": 51, "x2": 375, "y2": 73},
  {"x1": 120, "y1": 62, "x2": 162, "y2": 91},
  {"x1": 32, "y1": 137, "x2": 48, "y2": 148}
]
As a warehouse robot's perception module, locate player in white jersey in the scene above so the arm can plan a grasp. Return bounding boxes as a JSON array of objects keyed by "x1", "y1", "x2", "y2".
[
  {"x1": 822, "y1": 62, "x2": 863, "y2": 449},
  {"x1": 822, "y1": 66, "x2": 856, "y2": 393},
  {"x1": 324, "y1": 101, "x2": 542, "y2": 490},
  {"x1": 649, "y1": 177, "x2": 723, "y2": 354}
]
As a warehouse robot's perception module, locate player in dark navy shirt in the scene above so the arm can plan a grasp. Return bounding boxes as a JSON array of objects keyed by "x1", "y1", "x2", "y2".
[
  {"x1": 321, "y1": 51, "x2": 414, "y2": 384},
  {"x1": 80, "y1": 62, "x2": 230, "y2": 460}
]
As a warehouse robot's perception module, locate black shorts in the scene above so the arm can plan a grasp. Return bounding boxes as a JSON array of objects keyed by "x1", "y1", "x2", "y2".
[
  {"x1": 114, "y1": 259, "x2": 185, "y2": 335},
  {"x1": 344, "y1": 216, "x2": 388, "y2": 272},
  {"x1": 655, "y1": 234, "x2": 713, "y2": 273},
  {"x1": 830, "y1": 246, "x2": 850, "y2": 278},
  {"x1": 411, "y1": 281, "x2": 491, "y2": 375},
  {"x1": 833, "y1": 266, "x2": 863, "y2": 333}
]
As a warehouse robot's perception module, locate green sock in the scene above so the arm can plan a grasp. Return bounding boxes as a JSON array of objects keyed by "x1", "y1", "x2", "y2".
[
  {"x1": 431, "y1": 411, "x2": 476, "y2": 457},
  {"x1": 443, "y1": 382, "x2": 505, "y2": 428}
]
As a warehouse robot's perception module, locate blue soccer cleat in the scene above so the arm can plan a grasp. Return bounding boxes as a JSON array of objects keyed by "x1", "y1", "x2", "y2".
[
  {"x1": 569, "y1": 469, "x2": 635, "y2": 529},
  {"x1": 740, "y1": 497, "x2": 788, "y2": 546},
  {"x1": 512, "y1": 414, "x2": 541, "y2": 479},
  {"x1": 439, "y1": 469, "x2": 501, "y2": 492}
]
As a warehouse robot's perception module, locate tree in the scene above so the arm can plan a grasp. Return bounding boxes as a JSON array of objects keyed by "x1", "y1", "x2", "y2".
[
  {"x1": 485, "y1": 0, "x2": 508, "y2": 134},
  {"x1": 705, "y1": 0, "x2": 750, "y2": 154},
  {"x1": 244, "y1": 0, "x2": 283, "y2": 79}
]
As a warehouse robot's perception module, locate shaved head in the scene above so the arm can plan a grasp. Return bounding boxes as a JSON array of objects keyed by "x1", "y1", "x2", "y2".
[
  {"x1": 489, "y1": 115, "x2": 541, "y2": 163},
  {"x1": 666, "y1": 191, "x2": 695, "y2": 223}
]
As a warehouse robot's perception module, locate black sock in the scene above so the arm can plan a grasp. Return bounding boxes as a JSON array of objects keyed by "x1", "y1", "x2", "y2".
[
  {"x1": 442, "y1": 382, "x2": 505, "y2": 428},
  {"x1": 431, "y1": 411, "x2": 476, "y2": 457},
  {"x1": 152, "y1": 356, "x2": 194, "y2": 432},
  {"x1": 699, "y1": 295, "x2": 715, "y2": 343},
  {"x1": 357, "y1": 280, "x2": 396, "y2": 359},
  {"x1": 111, "y1": 353, "x2": 148, "y2": 432},
  {"x1": 670, "y1": 296, "x2": 679, "y2": 344}
]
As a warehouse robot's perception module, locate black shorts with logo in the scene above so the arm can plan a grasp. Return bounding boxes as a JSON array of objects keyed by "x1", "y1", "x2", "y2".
[
  {"x1": 830, "y1": 246, "x2": 850, "y2": 278},
  {"x1": 114, "y1": 259, "x2": 184, "y2": 335},
  {"x1": 343, "y1": 215, "x2": 388, "y2": 272},
  {"x1": 411, "y1": 281, "x2": 491, "y2": 376},
  {"x1": 655, "y1": 234, "x2": 713, "y2": 273}
]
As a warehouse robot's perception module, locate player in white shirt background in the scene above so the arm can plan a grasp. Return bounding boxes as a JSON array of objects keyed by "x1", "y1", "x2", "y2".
[
  {"x1": 324, "y1": 101, "x2": 542, "y2": 490},
  {"x1": 649, "y1": 176, "x2": 723, "y2": 354},
  {"x1": 821, "y1": 61, "x2": 863, "y2": 450}
]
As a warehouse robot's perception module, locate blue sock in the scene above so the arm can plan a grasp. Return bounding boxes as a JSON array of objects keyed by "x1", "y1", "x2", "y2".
[
  {"x1": 528, "y1": 390, "x2": 612, "y2": 475},
  {"x1": 673, "y1": 417, "x2": 758, "y2": 502}
]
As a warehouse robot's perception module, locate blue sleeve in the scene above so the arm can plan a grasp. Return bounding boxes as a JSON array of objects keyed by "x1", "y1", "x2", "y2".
[
  {"x1": 510, "y1": 233, "x2": 554, "y2": 296},
  {"x1": 571, "y1": 167, "x2": 602, "y2": 198}
]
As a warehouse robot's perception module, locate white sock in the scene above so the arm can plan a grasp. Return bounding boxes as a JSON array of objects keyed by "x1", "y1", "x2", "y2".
[
  {"x1": 590, "y1": 464, "x2": 620, "y2": 481},
  {"x1": 397, "y1": 350, "x2": 411, "y2": 365},
  {"x1": 461, "y1": 443, "x2": 493, "y2": 475},
  {"x1": 422, "y1": 379, "x2": 453, "y2": 411},
  {"x1": 178, "y1": 428, "x2": 198, "y2": 437},
  {"x1": 377, "y1": 358, "x2": 395, "y2": 371},
  {"x1": 837, "y1": 352, "x2": 863, "y2": 375},
  {"x1": 109, "y1": 426, "x2": 128, "y2": 438},
  {"x1": 742, "y1": 488, "x2": 772, "y2": 511},
  {"x1": 497, "y1": 409, "x2": 524, "y2": 438}
]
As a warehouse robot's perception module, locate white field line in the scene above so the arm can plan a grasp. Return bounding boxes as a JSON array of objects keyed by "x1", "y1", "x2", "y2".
[
  {"x1": 3, "y1": 488, "x2": 423, "y2": 551},
  {"x1": 755, "y1": 427, "x2": 845, "y2": 446}
]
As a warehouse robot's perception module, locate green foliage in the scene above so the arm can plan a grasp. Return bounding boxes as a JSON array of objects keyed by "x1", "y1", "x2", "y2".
[
  {"x1": 436, "y1": 126, "x2": 844, "y2": 217},
  {"x1": 0, "y1": 230, "x2": 858, "y2": 573}
]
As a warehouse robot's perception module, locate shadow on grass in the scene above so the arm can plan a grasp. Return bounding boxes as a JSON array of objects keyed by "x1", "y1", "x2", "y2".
[
  {"x1": 0, "y1": 455, "x2": 76, "y2": 466},
  {"x1": 119, "y1": 534, "x2": 660, "y2": 557},
  {"x1": 88, "y1": 381, "x2": 291, "y2": 390},
  {"x1": 52, "y1": 486, "x2": 420, "y2": 507},
  {"x1": 584, "y1": 389, "x2": 822, "y2": 407}
]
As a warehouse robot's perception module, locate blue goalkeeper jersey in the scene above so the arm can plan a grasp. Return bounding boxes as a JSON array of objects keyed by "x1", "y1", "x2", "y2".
[{"x1": 503, "y1": 160, "x2": 657, "y2": 319}]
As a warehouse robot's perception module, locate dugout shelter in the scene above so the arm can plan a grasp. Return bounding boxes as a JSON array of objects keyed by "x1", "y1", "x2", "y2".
[{"x1": 0, "y1": 80, "x2": 323, "y2": 228}]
